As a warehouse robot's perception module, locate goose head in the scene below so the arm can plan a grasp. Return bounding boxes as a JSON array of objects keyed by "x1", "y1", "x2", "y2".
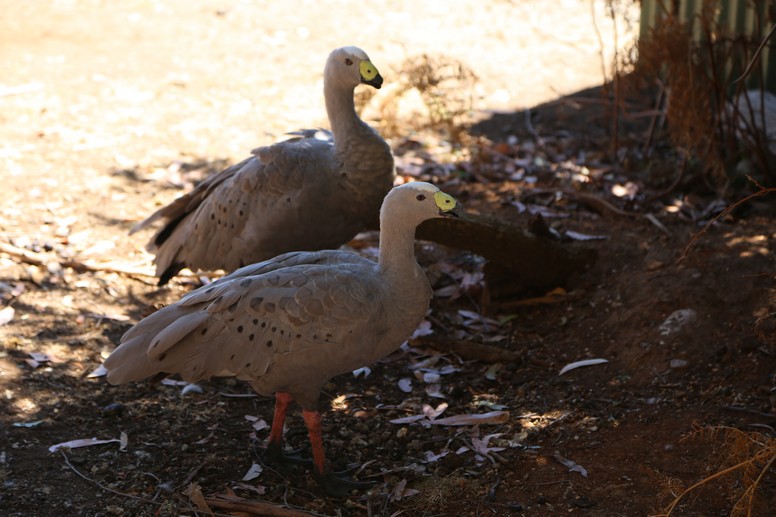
[
  {"x1": 325, "y1": 46, "x2": 383, "y2": 90},
  {"x1": 380, "y1": 181, "x2": 463, "y2": 228}
]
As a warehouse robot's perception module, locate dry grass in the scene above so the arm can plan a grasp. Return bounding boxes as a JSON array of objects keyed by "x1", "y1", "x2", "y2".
[
  {"x1": 358, "y1": 53, "x2": 477, "y2": 142},
  {"x1": 624, "y1": 0, "x2": 776, "y2": 193},
  {"x1": 654, "y1": 425, "x2": 776, "y2": 517}
]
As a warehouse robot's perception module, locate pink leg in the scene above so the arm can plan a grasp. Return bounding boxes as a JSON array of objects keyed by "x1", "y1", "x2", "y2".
[
  {"x1": 302, "y1": 408, "x2": 373, "y2": 496},
  {"x1": 302, "y1": 409, "x2": 327, "y2": 476},
  {"x1": 268, "y1": 392, "x2": 294, "y2": 446}
]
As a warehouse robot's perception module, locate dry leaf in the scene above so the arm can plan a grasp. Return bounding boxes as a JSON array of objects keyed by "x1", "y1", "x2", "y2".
[
  {"x1": 389, "y1": 402, "x2": 448, "y2": 424},
  {"x1": 241, "y1": 463, "x2": 263, "y2": 481},
  {"x1": 13, "y1": 420, "x2": 44, "y2": 428},
  {"x1": 471, "y1": 433, "x2": 506, "y2": 457},
  {"x1": 186, "y1": 482, "x2": 214, "y2": 515},
  {"x1": 422, "y1": 372, "x2": 440, "y2": 384},
  {"x1": 423, "y1": 449, "x2": 450, "y2": 463},
  {"x1": 244, "y1": 415, "x2": 269, "y2": 432},
  {"x1": 389, "y1": 414, "x2": 428, "y2": 425},
  {"x1": 552, "y1": 450, "x2": 588, "y2": 477},
  {"x1": 565, "y1": 230, "x2": 608, "y2": 241},
  {"x1": 398, "y1": 378, "x2": 413, "y2": 393},
  {"x1": 484, "y1": 363, "x2": 501, "y2": 381},
  {"x1": 389, "y1": 479, "x2": 420, "y2": 502},
  {"x1": 352, "y1": 366, "x2": 371, "y2": 378},
  {"x1": 425, "y1": 383, "x2": 445, "y2": 399},
  {"x1": 410, "y1": 320, "x2": 433, "y2": 339},
  {"x1": 161, "y1": 379, "x2": 188, "y2": 386},
  {"x1": 559, "y1": 358, "x2": 608, "y2": 375},
  {"x1": 408, "y1": 354, "x2": 443, "y2": 371},
  {"x1": 181, "y1": 383, "x2": 204, "y2": 395},
  {"x1": 48, "y1": 437, "x2": 121, "y2": 453},
  {"x1": 430, "y1": 410, "x2": 509, "y2": 426},
  {"x1": 424, "y1": 402, "x2": 448, "y2": 419}
]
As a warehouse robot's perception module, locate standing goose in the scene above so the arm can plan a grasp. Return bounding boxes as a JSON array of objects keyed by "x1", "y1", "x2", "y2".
[
  {"x1": 133, "y1": 46, "x2": 395, "y2": 285},
  {"x1": 104, "y1": 182, "x2": 462, "y2": 495}
]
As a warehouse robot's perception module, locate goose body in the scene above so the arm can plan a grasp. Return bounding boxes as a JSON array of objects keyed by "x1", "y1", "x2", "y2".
[
  {"x1": 105, "y1": 181, "x2": 462, "y2": 494},
  {"x1": 134, "y1": 46, "x2": 395, "y2": 284}
]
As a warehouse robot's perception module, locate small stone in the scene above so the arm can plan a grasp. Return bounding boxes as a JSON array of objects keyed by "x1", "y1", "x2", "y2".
[
  {"x1": 157, "y1": 481, "x2": 175, "y2": 493},
  {"x1": 669, "y1": 359, "x2": 689, "y2": 369},
  {"x1": 134, "y1": 450, "x2": 152, "y2": 462},
  {"x1": 659, "y1": 309, "x2": 697, "y2": 336},
  {"x1": 101, "y1": 402, "x2": 124, "y2": 417}
]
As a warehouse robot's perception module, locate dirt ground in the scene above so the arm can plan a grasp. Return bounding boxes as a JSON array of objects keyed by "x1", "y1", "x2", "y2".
[{"x1": 1, "y1": 1, "x2": 774, "y2": 516}]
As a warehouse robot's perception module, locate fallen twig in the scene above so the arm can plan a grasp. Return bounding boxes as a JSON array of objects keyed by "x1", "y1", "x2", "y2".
[
  {"x1": 59, "y1": 451, "x2": 160, "y2": 506},
  {"x1": 0, "y1": 242, "x2": 157, "y2": 280},
  {"x1": 734, "y1": 23, "x2": 776, "y2": 84},
  {"x1": 204, "y1": 494, "x2": 318, "y2": 516},
  {"x1": 721, "y1": 406, "x2": 776, "y2": 421},
  {"x1": 644, "y1": 213, "x2": 672, "y2": 236},
  {"x1": 497, "y1": 287, "x2": 581, "y2": 309},
  {"x1": 410, "y1": 335, "x2": 521, "y2": 363},
  {"x1": 679, "y1": 181, "x2": 775, "y2": 262}
]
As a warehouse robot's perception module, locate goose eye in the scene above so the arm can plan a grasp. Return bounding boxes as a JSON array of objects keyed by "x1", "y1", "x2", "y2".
[
  {"x1": 416, "y1": 194, "x2": 426, "y2": 201},
  {"x1": 345, "y1": 58, "x2": 353, "y2": 66}
]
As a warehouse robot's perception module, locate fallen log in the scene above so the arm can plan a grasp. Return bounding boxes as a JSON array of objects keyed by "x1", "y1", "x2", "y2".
[{"x1": 417, "y1": 212, "x2": 598, "y2": 299}]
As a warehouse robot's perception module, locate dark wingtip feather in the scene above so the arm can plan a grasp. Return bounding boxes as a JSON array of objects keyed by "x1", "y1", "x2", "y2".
[
  {"x1": 153, "y1": 212, "x2": 188, "y2": 247},
  {"x1": 158, "y1": 263, "x2": 184, "y2": 286}
]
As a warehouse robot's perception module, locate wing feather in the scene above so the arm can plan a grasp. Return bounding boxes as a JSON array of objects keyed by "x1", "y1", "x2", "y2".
[{"x1": 104, "y1": 252, "x2": 381, "y2": 394}]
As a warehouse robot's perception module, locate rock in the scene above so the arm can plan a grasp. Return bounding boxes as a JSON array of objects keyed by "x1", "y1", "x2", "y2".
[
  {"x1": 659, "y1": 309, "x2": 697, "y2": 336},
  {"x1": 669, "y1": 359, "x2": 689, "y2": 369}
]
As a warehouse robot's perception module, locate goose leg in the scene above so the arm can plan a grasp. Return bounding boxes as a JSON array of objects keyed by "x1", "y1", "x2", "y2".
[
  {"x1": 268, "y1": 392, "x2": 293, "y2": 446},
  {"x1": 302, "y1": 409, "x2": 373, "y2": 497},
  {"x1": 263, "y1": 392, "x2": 310, "y2": 469}
]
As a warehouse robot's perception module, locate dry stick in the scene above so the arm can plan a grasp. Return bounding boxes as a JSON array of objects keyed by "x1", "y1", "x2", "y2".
[
  {"x1": 642, "y1": 80, "x2": 667, "y2": 158},
  {"x1": 410, "y1": 335, "x2": 521, "y2": 364},
  {"x1": 527, "y1": 187, "x2": 674, "y2": 236},
  {"x1": 743, "y1": 452, "x2": 776, "y2": 514},
  {"x1": 59, "y1": 451, "x2": 160, "y2": 506},
  {"x1": 678, "y1": 182, "x2": 775, "y2": 262},
  {"x1": 523, "y1": 108, "x2": 543, "y2": 146},
  {"x1": 524, "y1": 189, "x2": 637, "y2": 218},
  {"x1": 0, "y1": 242, "x2": 156, "y2": 279},
  {"x1": 733, "y1": 23, "x2": 776, "y2": 85},
  {"x1": 661, "y1": 456, "x2": 767, "y2": 516},
  {"x1": 0, "y1": 241, "x2": 219, "y2": 283},
  {"x1": 203, "y1": 495, "x2": 318, "y2": 517}
]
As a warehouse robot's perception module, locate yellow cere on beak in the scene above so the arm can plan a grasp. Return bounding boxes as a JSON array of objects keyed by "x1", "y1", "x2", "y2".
[
  {"x1": 359, "y1": 61, "x2": 378, "y2": 81},
  {"x1": 434, "y1": 191, "x2": 457, "y2": 212}
]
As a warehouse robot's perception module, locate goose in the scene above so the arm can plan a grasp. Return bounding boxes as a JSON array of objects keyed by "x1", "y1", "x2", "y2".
[
  {"x1": 104, "y1": 181, "x2": 462, "y2": 495},
  {"x1": 133, "y1": 46, "x2": 395, "y2": 285}
]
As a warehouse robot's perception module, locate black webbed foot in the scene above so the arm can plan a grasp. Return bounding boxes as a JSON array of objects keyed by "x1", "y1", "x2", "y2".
[
  {"x1": 261, "y1": 443, "x2": 312, "y2": 473},
  {"x1": 314, "y1": 471, "x2": 375, "y2": 498}
]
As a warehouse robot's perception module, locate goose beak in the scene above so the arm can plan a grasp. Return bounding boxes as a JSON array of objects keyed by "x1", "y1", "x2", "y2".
[
  {"x1": 434, "y1": 191, "x2": 463, "y2": 218},
  {"x1": 362, "y1": 72, "x2": 383, "y2": 89},
  {"x1": 441, "y1": 203, "x2": 464, "y2": 218}
]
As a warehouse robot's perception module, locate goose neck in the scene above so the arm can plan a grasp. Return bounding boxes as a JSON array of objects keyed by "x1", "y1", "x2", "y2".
[
  {"x1": 324, "y1": 82, "x2": 364, "y2": 141},
  {"x1": 377, "y1": 220, "x2": 420, "y2": 282}
]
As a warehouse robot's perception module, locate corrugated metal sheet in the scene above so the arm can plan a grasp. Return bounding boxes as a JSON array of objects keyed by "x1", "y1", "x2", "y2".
[{"x1": 639, "y1": 0, "x2": 776, "y2": 93}]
